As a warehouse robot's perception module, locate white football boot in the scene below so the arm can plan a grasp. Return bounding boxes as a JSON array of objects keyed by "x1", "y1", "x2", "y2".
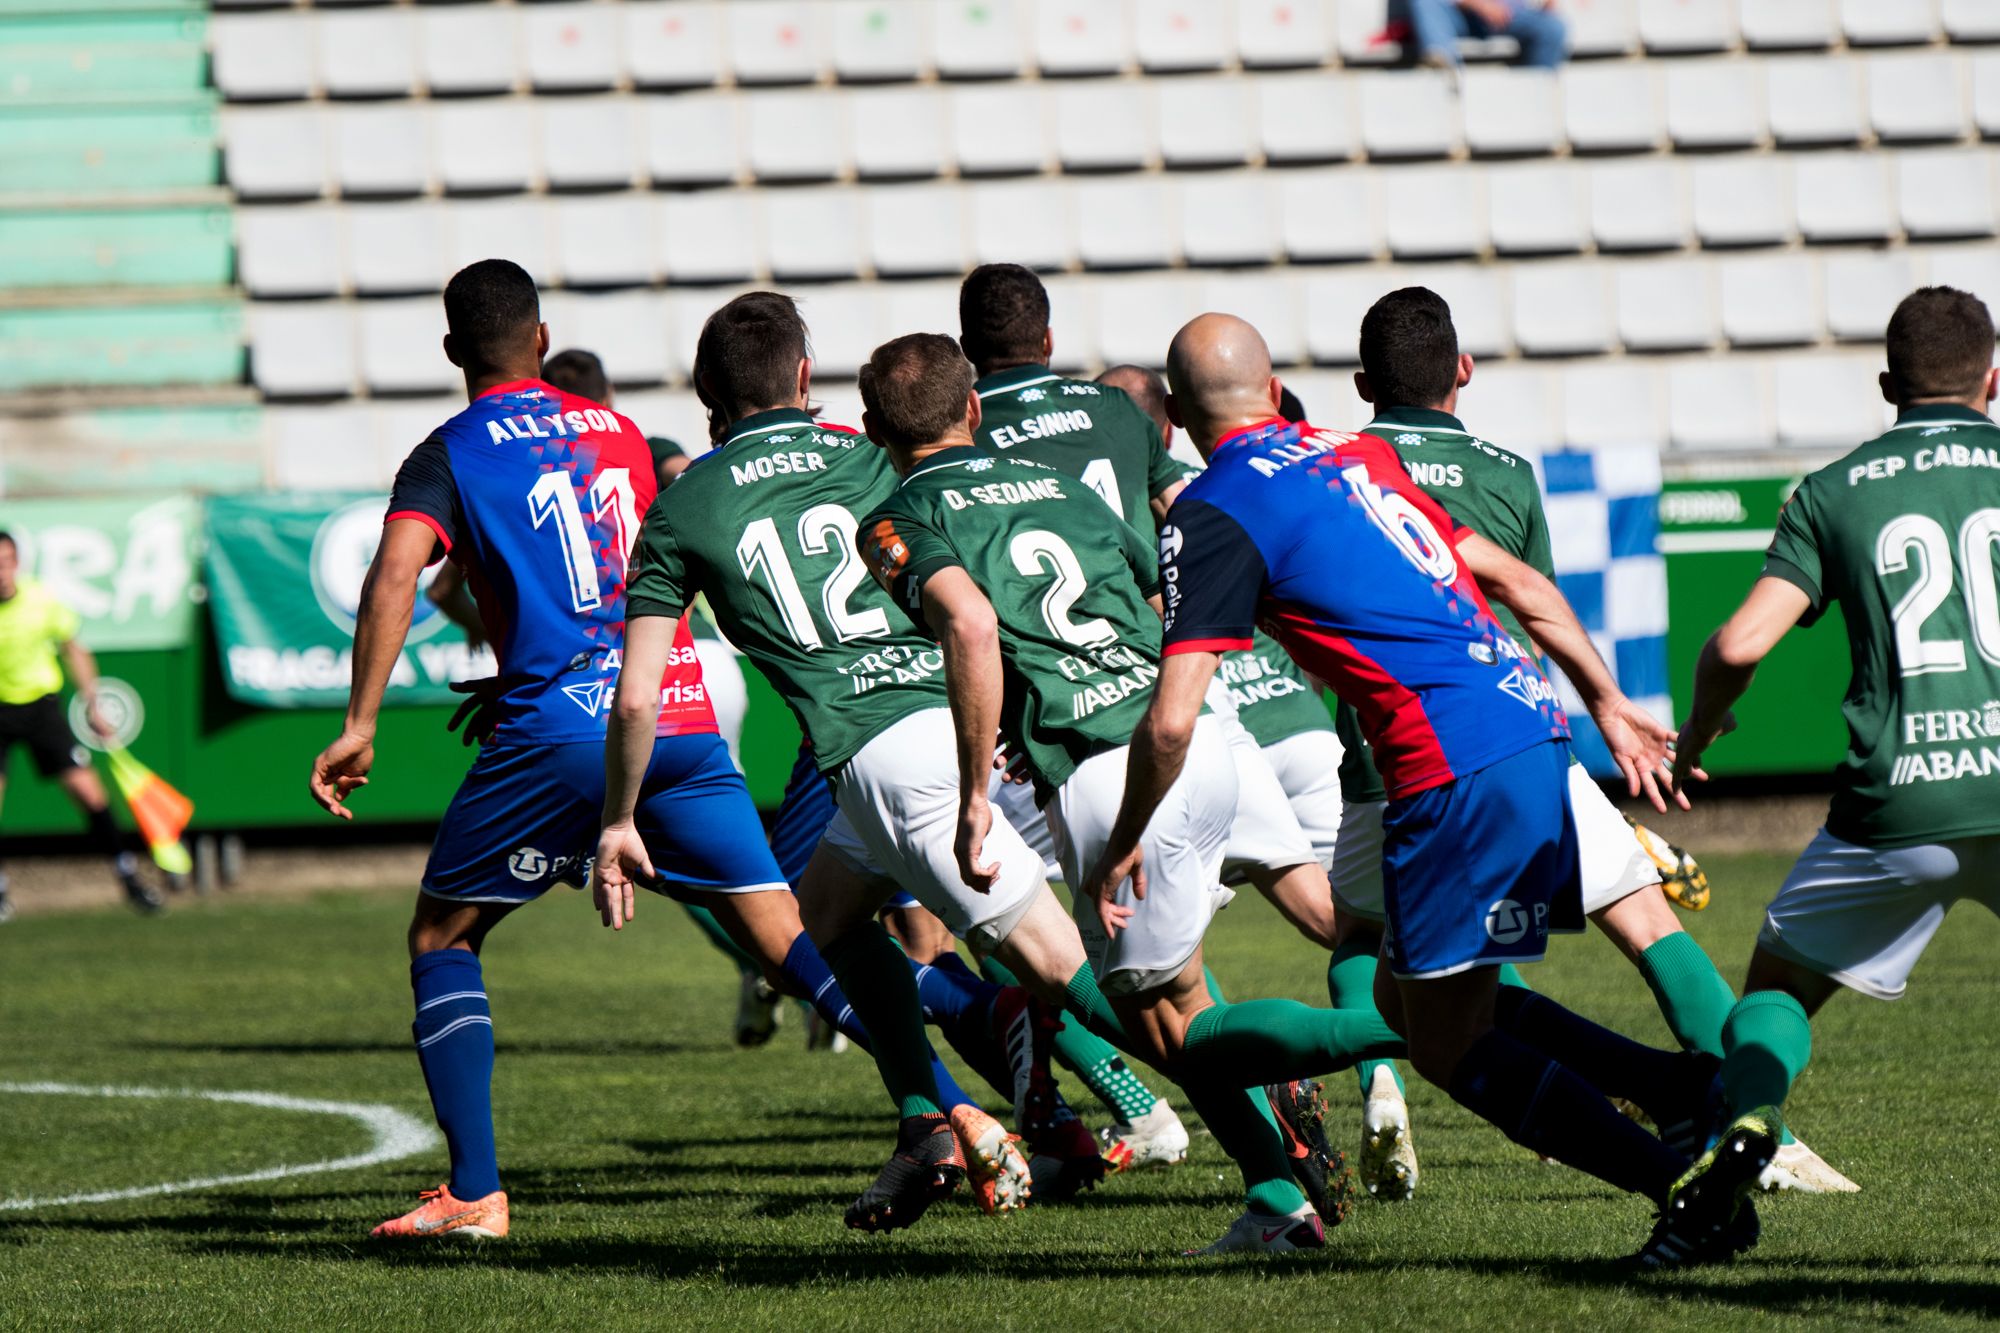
[
  {"x1": 1187, "y1": 1204, "x2": 1325, "y2": 1256},
  {"x1": 1358, "y1": 1065, "x2": 1419, "y2": 1201}
]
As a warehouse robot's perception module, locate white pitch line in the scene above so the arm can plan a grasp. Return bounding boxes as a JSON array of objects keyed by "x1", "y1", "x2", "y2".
[{"x1": 0, "y1": 1082, "x2": 440, "y2": 1211}]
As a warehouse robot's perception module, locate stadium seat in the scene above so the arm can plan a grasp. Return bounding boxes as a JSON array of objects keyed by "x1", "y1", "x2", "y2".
[
  {"x1": 875, "y1": 280, "x2": 960, "y2": 344},
  {"x1": 1276, "y1": 167, "x2": 1384, "y2": 261},
  {"x1": 237, "y1": 205, "x2": 343, "y2": 298},
  {"x1": 557, "y1": 290, "x2": 671, "y2": 386},
  {"x1": 1357, "y1": 71, "x2": 1460, "y2": 159},
  {"x1": 347, "y1": 200, "x2": 447, "y2": 295},
  {"x1": 1690, "y1": 156, "x2": 1796, "y2": 247},
  {"x1": 1975, "y1": 54, "x2": 2000, "y2": 138},
  {"x1": 1868, "y1": 54, "x2": 1970, "y2": 142},
  {"x1": 763, "y1": 186, "x2": 863, "y2": 279},
  {"x1": 848, "y1": 88, "x2": 947, "y2": 178},
  {"x1": 369, "y1": 399, "x2": 460, "y2": 483},
  {"x1": 251, "y1": 301, "x2": 355, "y2": 397},
  {"x1": 1589, "y1": 160, "x2": 1689, "y2": 251},
  {"x1": 1335, "y1": 0, "x2": 1400, "y2": 64},
  {"x1": 1303, "y1": 267, "x2": 1391, "y2": 363},
  {"x1": 1926, "y1": 241, "x2": 2000, "y2": 309},
  {"x1": 641, "y1": 93, "x2": 742, "y2": 186},
  {"x1": 865, "y1": 183, "x2": 968, "y2": 276},
  {"x1": 520, "y1": 3, "x2": 622, "y2": 92},
  {"x1": 1076, "y1": 177, "x2": 1178, "y2": 269},
  {"x1": 726, "y1": 1, "x2": 827, "y2": 84},
  {"x1": 1093, "y1": 273, "x2": 1199, "y2": 367},
  {"x1": 552, "y1": 195, "x2": 657, "y2": 287},
  {"x1": 332, "y1": 105, "x2": 432, "y2": 197},
  {"x1": 1179, "y1": 172, "x2": 1281, "y2": 265},
  {"x1": 1740, "y1": 0, "x2": 1837, "y2": 49},
  {"x1": 658, "y1": 191, "x2": 760, "y2": 282},
  {"x1": 358, "y1": 298, "x2": 457, "y2": 395},
  {"x1": 1765, "y1": 54, "x2": 1864, "y2": 145},
  {"x1": 419, "y1": 6, "x2": 521, "y2": 96},
  {"x1": 1381, "y1": 164, "x2": 1486, "y2": 258},
  {"x1": 1664, "y1": 59, "x2": 1768, "y2": 150},
  {"x1": 316, "y1": 9, "x2": 417, "y2": 99},
  {"x1": 1197, "y1": 270, "x2": 1304, "y2": 364},
  {"x1": 1257, "y1": 72, "x2": 1358, "y2": 163},
  {"x1": 223, "y1": 106, "x2": 329, "y2": 199},
  {"x1": 747, "y1": 90, "x2": 848, "y2": 182},
  {"x1": 615, "y1": 389, "x2": 711, "y2": 454},
  {"x1": 932, "y1": 0, "x2": 1028, "y2": 79},
  {"x1": 1459, "y1": 362, "x2": 1558, "y2": 447},
  {"x1": 1636, "y1": 0, "x2": 1736, "y2": 52},
  {"x1": 1404, "y1": 265, "x2": 1509, "y2": 357},
  {"x1": 1461, "y1": 69, "x2": 1561, "y2": 157},
  {"x1": 791, "y1": 284, "x2": 881, "y2": 375},
  {"x1": 1136, "y1": 1, "x2": 1234, "y2": 71},
  {"x1": 1044, "y1": 274, "x2": 1102, "y2": 368},
  {"x1": 211, "y1": 13, "x2": 315, "y2": 101},
  {"x1": 831, "y1": 0, "x2": 928, "y2": 81},
  {"x1": 624, "y1": 1, "x2": 724, "y2": 89},
  {"x1": 968, "y1": 180, "x2": 1075, "y2": 269},
  {"x1": 1512, "y1": 262, "x2": 1614, "y2": 357},
  {"x1": 1155, "y1": 76, "x2": 1255, "y2": 167},
  {"x1": 951, "y1": 85, "x2": 1053, "y2": 175},
  {"x1": 1668, "y1": 358, "x2": 1775, "y2": 450},
  {"x1": 1719, "y1": 254, "x2": 1821, "y2": 346},
  {"x1": 1487, "y1": 162, "x2": 1589, "y2": 255},
  {"x1": 1237, "y1": 0, "x2": 1338, "y2": 67},
  {"x1": 1562, "y1": 360, "x2": 1667, "y2": 448},
  {"x1": 1898, "y1": 147, "x2": 1999, "y2": 238},
  {"x1": 270, "y1": 404, "x2": 374, "y2": 489},
  {"x1": 434, "y1": 101, "x2": 540, "y2": 193},
  {"x1": 1773, "y1": 350, "x2": 1890, "y2": 447},
  {"x1": 540, "y1": 99, "x2": 641, "y2": 191},
  {"x1": 1282, "y1": 369, "x2": 1362, "y2": 429},
  {"x1": 1616, "y1": 258, "x2": 1718, "y2": 352},
  {"x1": 1563, "y1": 64, "x2": 1664, "y2": 153},
  {"x1": 1840, "y1": 0, "x2": 1940, "y2": 46},
  {"x1": 447, "y1": 198, "x2": 556, "y2": 287},
  {"x1": 1822, "y1": 249, "x2": 1920, "y2": 340},
  {"x1": 1794, "y1": 153, "x2": 1896, "y2": 241},
  {"x1": 1562, "y1": 0, "x2": 1641, "y2": 57},
  {"x1": 1053, "y1": 83, "x2": 1155, "y2": 171},
  {"x1": 1945, "y1": 0, "x2": 2000, "y2": 41},
  {"x1": 1036, "y1": 0, "x2": 1132, "y2": 75}
]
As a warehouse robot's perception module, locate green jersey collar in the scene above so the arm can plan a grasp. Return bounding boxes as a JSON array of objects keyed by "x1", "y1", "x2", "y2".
[
  {"x1": 1888, "y1": 403, "x2": 1996, "y2": 431},
  {"x1": 901, "y1": 444, "x2": 987, "y2": 485},
  {"x1": 1366, "y1": 406, "x2": 1469, "y2": 435},
  {"x1": 721, "y1": 407, "x2": 817, "y2": 448},
  {"x1": 975, "y1": 364, "x2": 1061, "y2": 400}
]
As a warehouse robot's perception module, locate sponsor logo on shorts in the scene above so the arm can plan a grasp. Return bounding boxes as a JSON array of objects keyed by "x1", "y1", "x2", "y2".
[
  {"x1": 1484, "y1": 898, "x2": 1530, "y2": 945},
  {"x1": 508, "y1": 847, "x2": 548, "y2": 881}
]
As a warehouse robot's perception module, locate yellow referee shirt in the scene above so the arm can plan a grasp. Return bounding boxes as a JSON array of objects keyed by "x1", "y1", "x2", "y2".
[{"x1": 0, "y1": 577, "x2": 79, "y2": 705}]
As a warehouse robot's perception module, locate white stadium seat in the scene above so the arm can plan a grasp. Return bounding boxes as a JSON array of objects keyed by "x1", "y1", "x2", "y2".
[
  {"x1": 1665, "y1": 59, "x2": 1768, "y2": 150},
  {"x1": 1277, "y1": 167, "x2": 1384, "y2": 261},
  {"x1": 1238, "y1": 0, "x2": 1337, "y2": 67},
  {"x1": 1093, "y1": 273, "x2": 1198, "y2": 367},
  {"x1": 1822, "y1": 250, "x2": 1920, "y2": 340},
  {"x1": 1257, "y1": 73, "x2": 1358, "y2": 163},
  {"x1": 1563, "y1": 64, "x2": 1664, "y2": 153},
  {"x1": 270, "y1": 404, "x2": 372, "y2": 489},
  {"x1": 1036, "y1": 0, "x2": 1132, "y2": 75},
  {"x1": 952, "y1": 85, "x2": 1052, "y2": 175},
  {"x1": 1898, "y1": 147, "x2": 1999, "y2": 239},
  {"x1": 1179, "y1": 172, "x2": 1281, "y2": 266},
  {"x1": 1616, "y1": 258, "x2": 1718, "y2": 352},
  {"x1": 1562, "y1": 361, "x2": 1667, "y2": 448},
  {"x1": 1590, "y1": 160, "x2": 1689, "y2": 251},
  {"x1": 369, "y1": 400, "x2": 460, "y2": 484},
  {"x1": 1512, "y1": 262, "x2": 1614, "y2": 357},
  {"x1": 1795, "y1": 153, "x2": 1897, "y2": 242},
  {"x1": 1741, "y1": 0, "x2": 1837, "y2": 49},
  {"x1": 1841, "y1": 0, "x2": 1940, "y2": 46},
  {"x1": 1357, "y1": 71, "x2": 1459, "y2": 159},
  {"x1": 1720, "y1": 254, "x2": 1821, "y2": 346},
  {"x1": 520, "y1": 3, "x2": 622, "y2": 92},
  {"x1": 558, "y1": 290, "x2": 671, "y2": 386},
  {"x1": 252, "y1": 302, "x2": 355, "y2": 397},
  {"x1": 849, "y1": 88, "x2": 947, "y2": 178},
  {"x1": 1975, "y1": 54, "x2": 2000, "y2": 138},
  {"x1": 793, "y1": 285, "x2": 882, "y2": 376},
  {"x1": 1136, "y1": 0, "x2": 1234, "y2": 71},
  {"x1": 1280, "y1": 370, "x2": 1361, "y2": 430},
  {"x1": 1946, "y1": 0, "x2": 2000, "y2": 40},
  {"x1": 1043, "y1": 274, "x2": 1102, "y2": 369},
  {"x1": 447, "y1": 198, "x2": 555, "y2": 288},
  {"x1": 223, "y1": 106, "x2": 329, "y2": 199},
  {"x1": 1405, "y1": 265, "x2": 1509, "y2": 357},
  {"x1": 539, "y1": 99, "x2": 640, "y2": 191},
  {"x1": 1381, "y1": 165, "x2": 1486, "y2": 258},
  {"x1": 746, "y1": 90, "x2": 848, "y2": 182},
  {"x1": 316, "y1": 9, "x2": 417, "y2": 99},
  {"x1": 875, "y1": 280, "x2": 960, "y2": 351},
  {"x1": 967, "y1": 180, "x2": 1075, "y2": 269},
  {"x1": 1335, "y1": 0, "x2": 1397, "y2": 64},
  {"x1": 1461, "y1": 69, "x2": 1561, "y2": 157},
  {"x1": 1053, "y1": 83, "x2": 1155, "y2": 171},
  {"x1": 641, "y1": 93, "x2": 741, "y2": 186},
  {"x1": 1925, "y1": 243, "x2": 2000, "y2": 309},
  {"x1": 725, "y1": 1, "x2": 827, "y2": 85},
  {"x1": 1691, "y1": 156, "x2": 1796, "y2": 247},
  {"x1": 333, "y1": 105, "x2": 432, "y2": 197},
  {"x1": 1460, "y1": 363, "x2": 1558, "y2": 447},
  {"x1": 1075, "y1": 177, "x2": 1179, "y2": 269},
  {"x1": 1636, "y1": 0, "x2": 1736, "y2": 53},
  {"x1": 1774, "y1": 351, "x2": 1891, "y2": 447},
  {"x1": 419, "y1": 7, "x2": 520, "y2": 96},
  {"x1": 1156, "y1": 77, "x2": 1255, "y2": 168},
  {"x1": 932, "y1": 0, "x2": 1028, "y2": 79},
  {"x1": 663, "y1": 287, "x2": 745, "y2": 379},
  {"x1": 1198, "y1": 270, "x2": 1304, "y2": 364},
  {"x1": 1868, "y1": 54, "x2": 1970, "y2": 143},
  {"x1": 433, "y1": 101, "x2": 539, "y2": 194},
  {"x1": 1766, "y1": 55, "x2": 1864, "y2": 145},
  {"x1": 237, "y1": 205, "x2": 343, "y2": 298},
  {"x1": 211, "y1": 14, "x2": 315, "y2": 101},
  {"x1": 552, "y1": 195, "x2": 656, "y2": 287},
  {"x1": 1669, "y1": 358, "x2": 1775, "y2": 451},
  {"x1": 1562, "y1": 0, "x2": 1641, "y2": 57},
  {"x1": 763, "y1": 186, "x2": 863, "y2": 279},
  {"x1": 658, "y1": 192, "x2": 760, "y2": 283},
  {"x1": 625, "y1": 2, "x2": 724, "y2": 88},
  {"x1": 831, "y1": 0, "x2": 928, "y2": 81},
  {"x1": 1487, "y1": 162, "x2": 1589, "y2": 255},
  {"x1": 1303, "y1": 267, "x2": 1391, "y2": 363},
  {"x1": 347, "y1": 201, "x2": 447, "y2": 295},
  {"x1": 358, "y1": 298, "x2": 456, "y2": 395},
  {"x1": 865, "y1": 183, "x2": 969, "y2": 276}
]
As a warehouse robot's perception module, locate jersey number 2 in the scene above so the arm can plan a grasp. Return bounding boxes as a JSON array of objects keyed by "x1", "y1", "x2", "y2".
[
  {"x1": 1878, "y1": 509, "x2": 2000, "y2": 675},
  {"x1": 527, "y1": 469, "x2": 636, "y2": 614}
]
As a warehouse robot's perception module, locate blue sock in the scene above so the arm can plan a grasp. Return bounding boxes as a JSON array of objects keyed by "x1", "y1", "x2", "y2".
[
  {"x1": 910, "y1": 952, "x2": 1000, "y2": 1035},
  {"x1": 780, "y1": 932, "x2": 871, "y2": 1049},
  {"x1": 930, "y1": 1052, "x2": 974, "y2": 1111},
  {"x1": 410, "y1": 949, "x2": 500, "y2": 1200}
]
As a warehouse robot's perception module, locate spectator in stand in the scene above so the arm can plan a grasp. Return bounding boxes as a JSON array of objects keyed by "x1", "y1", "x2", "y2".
[{"x1": 1390, "y1": 0, "x2": 1566, "y2": 70}]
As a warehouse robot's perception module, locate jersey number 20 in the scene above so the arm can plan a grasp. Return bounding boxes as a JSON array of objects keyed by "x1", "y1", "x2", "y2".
[{"x1": 1878, "y1": 509, "x2": 2000, "y2": 675}]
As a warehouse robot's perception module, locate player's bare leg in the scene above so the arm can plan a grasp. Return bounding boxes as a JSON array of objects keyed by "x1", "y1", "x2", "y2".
[
  {"x1": 882, "y1": 900, "x2": 957, "y2": 963},
  {"x1": 1242, "y1": 861, "x2": 1340, "y2": 951}
]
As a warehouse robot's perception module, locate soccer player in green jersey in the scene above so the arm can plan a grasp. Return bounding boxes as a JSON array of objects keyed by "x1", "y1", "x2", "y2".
[
  {"x1": 856, "y1": 332, "x2": 1407, "y2": 1256},
  {"x1": 1670, "y1": 286, "x2": 2000, "y2": 1260}
]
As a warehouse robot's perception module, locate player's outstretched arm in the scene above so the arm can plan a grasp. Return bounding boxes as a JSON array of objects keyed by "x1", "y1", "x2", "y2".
[
  {"x1": 57, "y1": 634, "x2": 112, "y2": 738},
  {"x1": 595, "y1": 613, "x2": 676, "y2": 930},
  {"x1": 1675, "y1": 577, "x2": 1811, "y2": 795},
  {"x1": 309, "y1": 519, "x2": 433, "y2": 820},
  {"x1": 1080, "y1": 650, "x2": 1217, "y2": 936},
  {"x1": 919, "y1": 567, "x2": 1007, "y2": 895}
]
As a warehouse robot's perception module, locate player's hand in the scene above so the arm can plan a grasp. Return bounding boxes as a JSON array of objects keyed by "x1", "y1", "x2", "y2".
[
  {"x1": 1591, "y1": 693, "x2": 1686, "y2": 814},
  {"x1": 991, "y1": 742, "x2": 1031, "y2": 785},
  {"x1": 445, "y1": 676, "x2": 504, "y2": 747},
  {"x1": 955, "y1": 795, "x2": 999, "y2": 894},
  {"x1": 1079, "y1": 844, "x2": 1143, "y2": 938},
  {"x1": 83, "y1": 698, "x2": 115, "y2": 740},
  {"x1": 1670, "y1": 711, "x2": 1734, "y2": 798},
  {"x1": 592, "y1": 820, "x2": 654, "y2": 930},
  {"x1": 309, "y1": 729, "x2": 374, "y2": 820}
]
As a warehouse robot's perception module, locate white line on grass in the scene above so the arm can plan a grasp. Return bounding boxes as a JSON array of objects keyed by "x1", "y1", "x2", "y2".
[{"x1": 0, "y1": 1082, "x2": 440, "y2": 1211}]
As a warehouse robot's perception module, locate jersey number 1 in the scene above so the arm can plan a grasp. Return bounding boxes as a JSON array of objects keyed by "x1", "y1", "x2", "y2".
[{"x1": 527, "y1": 469, "x2": 637, "y2": 614}]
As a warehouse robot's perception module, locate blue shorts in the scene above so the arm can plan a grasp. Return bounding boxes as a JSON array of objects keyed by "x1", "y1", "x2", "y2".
[
  {"x1": 423, "y1": 734, "x2": 788, "y2": 905},
  {"x1": 1379, "y1": 739, "x2": 1584, "y2": 980},
  {"x1": 769, "y1": 742, "x2": 919, "y2": 909}
]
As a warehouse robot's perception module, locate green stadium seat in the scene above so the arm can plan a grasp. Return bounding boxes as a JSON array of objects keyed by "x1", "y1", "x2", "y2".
[
  {"x1": 0, "y1": 204, "x2": 232, "y2": 290},
  {"x1": 0, "y1": 12, "x2": 208, "y2": 101},
  {"x1": 0, "y1": 300, "x2": 244, "y2": 391},
  {"x1": 0, "y1": 401, "x2": 264, "y2": 496},
  {"x1": 0, "y1": 96, "x2": 220, "y2": 197}
]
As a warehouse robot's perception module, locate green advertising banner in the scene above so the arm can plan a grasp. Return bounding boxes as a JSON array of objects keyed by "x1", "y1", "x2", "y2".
[
  {"x1": 0, "y1": 494, "x2": 200, "y2": 651},
  {"x1": 205, "y1": 492, "x2": 496, "y2": 709}
]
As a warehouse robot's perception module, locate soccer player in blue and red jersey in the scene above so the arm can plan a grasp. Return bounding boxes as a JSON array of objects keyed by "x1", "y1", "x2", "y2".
[
  {"x1": 308, "y1": 260, "x2": 870, "y2": 1241},
  {"x1": 1084, "y1": 314, "x2": 1764, "y2": 1266}
]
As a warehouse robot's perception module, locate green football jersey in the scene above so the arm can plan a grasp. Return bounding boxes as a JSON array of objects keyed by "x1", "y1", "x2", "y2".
[
  {"x1": 859, "y1": 446, "x2": 1164, "y2": 797},
  {"x1": 1761, "y1": 403, "x2": 2000, "y2": 847},
  {"x1": 974, "y1": 364, "x2": 1185, "y2": 533},
  {"x1": 627, "y1": 408, "x2": 946, "y2": 773},
  {"x1": 1221, "y1": 634, "x2": 1332, "y2": 747}
]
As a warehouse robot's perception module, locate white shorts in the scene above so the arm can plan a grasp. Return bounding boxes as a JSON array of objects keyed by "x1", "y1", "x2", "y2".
[
  {"x1": 1048, "y1": 716, "x2": 1238, "y2": 995},
  {"x1": 1217, "y1": 710, "x2": 1319, "y2": 882},
  {"x1": 1330, "y1": 763, "x2": 1656, "y2": 921},
  {"x1": 693, "y1": 638, "x2": 747, "y2": 770},
  {"x1": 990, "y1": 768, "x2": 1062, "y2": 879},
  {"x1": 820, "y1": 708, "x2": 1045, "y2": 951},
  {"x1": 1260, "y1": 728, "x2": 1344, "y2": 867},
  {"x1": 1760, "y1": 828, "x2": 2000, "y2": 1000}
]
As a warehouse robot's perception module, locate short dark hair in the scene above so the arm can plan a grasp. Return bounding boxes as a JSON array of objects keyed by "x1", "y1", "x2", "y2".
[
  {"x1": 1097, "y1": 365, "x2": 1167, "y2": 429},
  {"x1": 0, "y1": 531, "x2": 16, "y2": 553},
  {"x1": 442, "y1": 259, "x2": 541, "y2": 372},
  {"x1": 959, "y1": 264, "x2": 1050, "y2": 371},
  {"x1": 693, "y1": 292, "x2": 810, "y2": 422},
  {"x1": 860, "y1": 333, "x2": 975, "y2": 450},
  {"x1": 1886, "y1": 286, "x2": 1996, "y2": 402},
  {"x1": 542, "y1": 348, "x2": 610, "y2": 404},
  {"x1": 1358, "y1": 287, "x2": 1459, "y2": 410}
]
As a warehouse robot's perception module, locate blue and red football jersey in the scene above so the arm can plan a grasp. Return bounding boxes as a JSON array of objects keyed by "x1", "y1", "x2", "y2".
[
  {"x1": 1160, "y1": 418, "x2": 1567, "y2": 799},
  {"x1": 386, "y1": 378, "x2": 716, "y2": 747}
]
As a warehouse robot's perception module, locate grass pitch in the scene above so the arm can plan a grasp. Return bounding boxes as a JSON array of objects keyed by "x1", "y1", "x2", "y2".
[{"x1": 4, "y1": 852, "x2": 1998, "y2": 1331}]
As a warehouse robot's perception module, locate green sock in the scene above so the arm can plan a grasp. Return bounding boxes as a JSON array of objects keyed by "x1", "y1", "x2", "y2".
[
  {"x1": 1183, "y1": 1077, "x2": 1307, "y2": 1217},
  {"x1": 1498, "y1": 963, "x2": 1531, "y2": 990},
  {"x1": 1063, "y1": 963, "x2": 1131, "y2": 1048},
  {"x1": 820, "y1": 923, "x2": 941, "y2": 1119},
  {"x1": 1327, "y1": 939, "x2": 1405, "y2": 1098},
  {"x1": 1203, "y1": 965, "x2": 1227, "y2": 1004},
  {"x1": 982, "y1": 957, "x2": 1159, "y2": 1121},
  {"x1": 679, "y1": 903, "x2": 760, "y2": 979},
  {"x1": 1635, "y1": 931, "x2": 1737, "y2": 1058},
  {"x1": 1181, "y1": 999, "x2": 1404, "y2": 1084},
  {"x1": 1720, "y1": 990, "x2": 1812, "y2": 1119}
]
